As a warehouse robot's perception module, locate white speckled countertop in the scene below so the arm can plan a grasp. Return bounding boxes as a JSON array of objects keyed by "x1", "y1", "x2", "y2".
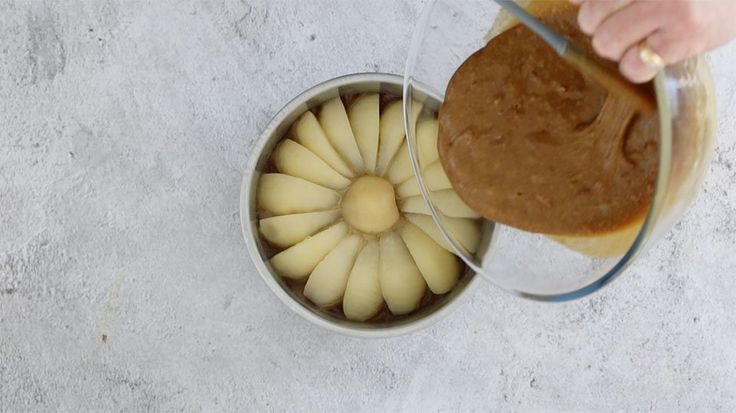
[{"x1": 2, "y1": 1, "x2": 736, "y2": 411}]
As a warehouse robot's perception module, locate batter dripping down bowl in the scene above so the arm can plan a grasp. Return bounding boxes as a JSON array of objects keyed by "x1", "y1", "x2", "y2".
[{"x1": 403, "y1": 0, "x2": 716, "y2": 300}]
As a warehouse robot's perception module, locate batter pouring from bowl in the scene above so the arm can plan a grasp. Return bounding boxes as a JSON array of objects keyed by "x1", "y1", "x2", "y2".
[{"x1": 436, "y1": 0, "x2": 735, "y2": 257}]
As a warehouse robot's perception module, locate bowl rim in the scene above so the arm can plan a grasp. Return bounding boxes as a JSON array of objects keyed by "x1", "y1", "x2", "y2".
[{"x1": 240, "y1": 72, "x2": 482, "y2": 338}]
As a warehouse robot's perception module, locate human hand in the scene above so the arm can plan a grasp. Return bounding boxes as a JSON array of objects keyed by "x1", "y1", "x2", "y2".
[{"x1": 570, "y1": 0, "x2": 736, "y2": 83}]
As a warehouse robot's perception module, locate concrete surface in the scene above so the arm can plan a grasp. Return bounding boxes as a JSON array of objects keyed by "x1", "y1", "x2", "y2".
[{"x1": 2, "y1": 0, "x2": 736, "y2": 411}]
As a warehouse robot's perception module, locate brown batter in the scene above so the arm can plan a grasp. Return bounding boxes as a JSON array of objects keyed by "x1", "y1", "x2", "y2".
[{"x1": 438, "y1": 5, "x2": 659, "y2": 236}]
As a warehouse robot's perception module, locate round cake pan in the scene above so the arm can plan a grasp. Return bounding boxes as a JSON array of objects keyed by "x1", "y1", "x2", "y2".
[{"x1": 240, "y1": 73, "x2": 481, "y2": 338}]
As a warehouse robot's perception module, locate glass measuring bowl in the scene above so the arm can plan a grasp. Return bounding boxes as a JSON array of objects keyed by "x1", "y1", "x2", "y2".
[{"x1": 403, "y1": 0, "x2": 716, "y2": 301}]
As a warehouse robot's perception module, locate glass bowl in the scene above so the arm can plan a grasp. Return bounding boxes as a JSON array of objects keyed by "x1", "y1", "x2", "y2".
[{"x1": 403, "y1": 0, "x2": 716, "y2": 301}]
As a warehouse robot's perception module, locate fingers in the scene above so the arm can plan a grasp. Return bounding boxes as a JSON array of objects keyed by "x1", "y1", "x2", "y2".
[
  {"x1": 572, "y1": 0, "x2": 721, "y2": 83},
  {"x1": 619, "y1": 44, "x2": 658, "y2": 84},
  {"x1": 572, "y1": 0, "x2": 670, "y2": 83},
  {"x1": 577, "y1": 0, "x2": 631, "y2": 35},
  {"x1": 591, "y1": 1, "x2": 661, "y2": 61},
  {"x1": 618, "y1": 29, "x2": 697, "y2": 84},
  {"x1": 647, "y1": 29, "x2": 702, "y2": 66}
]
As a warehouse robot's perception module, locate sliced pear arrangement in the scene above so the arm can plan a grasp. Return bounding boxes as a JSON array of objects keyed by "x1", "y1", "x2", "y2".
[
  {"x1": 423, "y1": 161, "x2": 453, "y2": 191},
  {"x1": 270, "y1": 222, "x2": 348, "y2": 280},
  {"x1": 400, "y1": 196, "x2": 431, "y2": 215},
  {"x1": 343, "y1": 240, "x2": 382, "y2": 321},
  {"x1": 273, "y1": 139, "x2": 351, "y2": 190},
  {"x1": 292, "y1": 111, "x2": 354, "y2": 178},
  {"x1": 258, "y1": 174, "x2": 340, "y2": 216},
  {"x1": 431, "y1": 190, "x2": 481, "y2": 219},
  {"x1": 348, "y1": 94, "x2": 380, "y2": 174},
  {"x1": 260, "y1": 210, "x2": 341, "y2": 248},
  {"x1": 376, "y1": 100, "x2": 423, "y2": 176},
  {"x1": 405, "y1": 213, "x2": 481, "y2": 254},
  {"x1": 304, "y1": 235, "x2": 363, "y2": 307},
  {"x1": 401, "y1": 192, "x2": 481, "y2": 219},
  {"x1": 400, "y1": 223, "x2": 461, "y2": 294},
  {"x1": 379, "y1": 232, "x2": 427, "y2": 315},
  {"x1": 319, "y1": 97, "x2": 365, "y2": 174},
  {"x1": 395, "y1": 161, "x2": 452, "y2": 198},
  {"x1": 256, "y1": 94, "x2": 482, "y2": 321},
  {"x1": 416, "y1": 118, "x2": 440, "y2": 166},
  {"x1": 397, "y1": 177, "x2": 421, "y2": 199},
  {"x1": 386, "y1": 143, "x2": 414, "y2": 185}
]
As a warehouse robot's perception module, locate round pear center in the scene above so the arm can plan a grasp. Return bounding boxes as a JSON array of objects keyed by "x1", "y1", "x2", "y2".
[{"x1": 341, "y1": 176, "x2": 400, "y2": 234}]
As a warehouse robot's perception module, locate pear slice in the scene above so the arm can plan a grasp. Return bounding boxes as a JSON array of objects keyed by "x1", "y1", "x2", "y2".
[
  {"x1": 270, "y1": 222, "x2": 348, "y2": 280},
  {"x1": 395, "y1": 162, "x2": 451, "y2": 198},
  {"x1": 348, "y1": 94, "x2": 380, "y2": 174},
  {"x1": 405, "y1": 213, "x2": 450, "y2": 251},
  {"x1": 443, "y1": 217, "x2": 482, "y2": 254},
  {"x1": 292, "y1": 111, "x2": 354, "y2": 178},
  {"x1": 400, "y1": 191, "x2": 480, "y2": 219},
  {"x1": 303, "y1": 235, "x2": 363, "y2": 307},
  {"x1": 318, "y1": 97, "x2": 365, "y2": 174},
  {"x1": 343, "y1": 240, "x2": 383, "y2": 321},
  {"x1": 376, "y1": 100, "x2": 423, "y2": 176},
  {"x1": 397, "y1": 177, "x2": 421, "y2": 199},
  {"x1": 258, "y1": 174, "x2": 340, "y2": 215},
  {"x1": 423, "y1": 161, "x2": 452, "y2": 191},
  {"x1": 259, "y1": 210, "x2": 341, "y2": 248},
  {"x1": 400, "y1": 222, "x2": 461, "y2": 294},
  {"x1": 416, "y1": 118, "x2": 440, "y2": 168},
  {"x1": 400, "y1": 196, "x2": 431, "y2": 215},
  {"x1": 431, "y1": 190, "x2": 481, "y2": 218},
  {"x1": 386, "y1": 143, "x2": 414, "y2": 185},
  {"x1": 405, "y1": 213, "x2": 481, "y2": 254},
  {"x1": 273, "y1": 139, "x2": 351, "y2": 190},
  {"x1": 379, "y1": 232, "x2": 426, "y2": 315}
]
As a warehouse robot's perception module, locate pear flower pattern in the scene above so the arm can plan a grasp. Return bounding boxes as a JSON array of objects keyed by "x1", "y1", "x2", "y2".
[{"x1": 257, "y1": 94, "x2": 481, "y2": 321}]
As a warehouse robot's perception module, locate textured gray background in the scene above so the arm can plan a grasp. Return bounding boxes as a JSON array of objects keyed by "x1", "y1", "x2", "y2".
[{"x1": 2, "y1": 1, "x2": 736, "y2": 412}]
